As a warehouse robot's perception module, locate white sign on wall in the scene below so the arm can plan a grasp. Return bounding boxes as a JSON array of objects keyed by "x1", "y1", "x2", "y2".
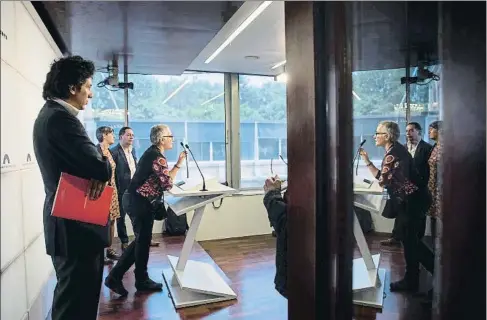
[{"x1": 1, "y1": 1, "x2": 16, "y2": 67}]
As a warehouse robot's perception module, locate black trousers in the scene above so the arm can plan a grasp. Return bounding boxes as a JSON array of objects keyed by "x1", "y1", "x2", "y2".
[
  {"x1": 116, "y1": 194, "x2": 129, "y2": 244},
  {"x1": 51, "y1": 250, "x2": 104, "y2": 320},
  {"x1": 109, "y1": 193, "x2": 154, "y2": 281},
  {"x1": 396, "y1": 212, "x2": 434, "y2": 282}
]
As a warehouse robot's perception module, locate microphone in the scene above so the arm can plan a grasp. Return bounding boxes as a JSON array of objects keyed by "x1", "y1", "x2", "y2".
[
  {"x1": 180, "y1": 142, "x2": 189, "y2": 179},
  {"x1": 279, "y1": 154, "x2": 288, "y2": 166},
  {"x1": 185, "y1": 143, "x2": 207, "y2": 191},
  {"x1": 353, "y1": 139, "x2": 366, "y2": 175}
]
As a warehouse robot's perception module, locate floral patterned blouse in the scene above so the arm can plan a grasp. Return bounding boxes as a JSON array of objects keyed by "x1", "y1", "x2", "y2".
[
  {"x1": 99, "y1": 144, "x2": 120, "y2": 220},
  {"x1": 427, "y1": 142, "x2": 442, "y2": 218},
  {"x1": 136, "y1": 155, "x2": 173, "y2": 201},
  {"x1": 376, "y1": 142, "x2": 419, "y2": 203}
]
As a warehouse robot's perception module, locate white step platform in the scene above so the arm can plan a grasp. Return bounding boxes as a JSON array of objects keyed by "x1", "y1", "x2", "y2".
[
  {"x1": 162, "y1": 256, "x2": 237, "y2": 309},
  {"x1": 162, "y1": 178, "x2": 238, "y2": 309}
]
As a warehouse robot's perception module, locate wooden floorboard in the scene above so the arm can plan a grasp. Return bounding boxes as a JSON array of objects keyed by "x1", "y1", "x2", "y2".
[{"x1": 47, "y1": 233, "x2": 432, "y2": 320}]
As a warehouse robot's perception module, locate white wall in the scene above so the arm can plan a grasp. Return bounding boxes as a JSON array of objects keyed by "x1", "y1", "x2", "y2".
[
  {"x1": 1, "y1": 2, "x2": 62, "y2": 320},
  {"x1": 117, "y1": 193, "x2": 275, "y2": 242}
]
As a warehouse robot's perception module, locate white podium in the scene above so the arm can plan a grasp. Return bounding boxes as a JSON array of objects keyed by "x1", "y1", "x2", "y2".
[
  {"x1": 161, "y1": 178, "x2": 238, "y2": 309},
  {"x1": 352, "y1": 177, "x2": 387, "y2": 309}
]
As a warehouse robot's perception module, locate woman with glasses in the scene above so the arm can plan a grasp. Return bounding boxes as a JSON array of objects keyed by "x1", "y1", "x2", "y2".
[
  {"x1": 104, "y1": 124, "x2": 186, "y2": 296},
  {"x1": 95, "y1": 126, "x2": 121, "y2": 264},
  {"x1": 359, "y1": 121, "x2": 432, "y2": 293}
]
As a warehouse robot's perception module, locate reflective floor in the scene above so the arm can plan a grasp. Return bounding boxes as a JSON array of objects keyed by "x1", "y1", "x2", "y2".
[{"x1": 46, "y1": 233, "x2": 433, "y2": 320}]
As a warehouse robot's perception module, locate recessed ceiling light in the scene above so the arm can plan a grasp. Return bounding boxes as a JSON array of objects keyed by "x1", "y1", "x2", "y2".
[
  {"x1": 205, "y1": 1, "x2": 273, "y2": 64},
  {"x1": 245, "y1": 55, "x2": 260, "y2": 60}
]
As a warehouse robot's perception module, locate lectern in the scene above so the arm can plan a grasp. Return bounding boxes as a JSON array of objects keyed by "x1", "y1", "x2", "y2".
[
  {"x1": 161, "y1": 177, "x2": 238, "y2": 309},
  {"x1": 352, "y1": 176, "x2": 388, "y2": 309}
]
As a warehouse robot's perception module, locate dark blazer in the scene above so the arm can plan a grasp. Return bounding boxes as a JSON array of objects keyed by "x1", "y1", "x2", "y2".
[
  {"x1": 33, "y1": 100, "x2": 112, "y2": 257},
  {"x1": 407, "y1": 140, "x2": 433, "y2": 188},
  {"x1": 111, "y1": 143, "x2": 137, "y2": 196},
  {"x1": 263, "y1": 189, "x2": 288, "y2": 299}
]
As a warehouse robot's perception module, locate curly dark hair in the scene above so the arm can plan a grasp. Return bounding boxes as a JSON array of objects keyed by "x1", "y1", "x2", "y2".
[{"x1": 42, "y1": 55, "x2": 95, "y2": 101}]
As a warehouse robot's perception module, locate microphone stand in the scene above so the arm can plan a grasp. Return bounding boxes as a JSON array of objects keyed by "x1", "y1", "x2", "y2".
[
  {"x1": 180, "y1": 142, "x2": 189, "y2": 179},
  {"x1": 185, "y1": 144, "x2": 207, "y2": 191}
]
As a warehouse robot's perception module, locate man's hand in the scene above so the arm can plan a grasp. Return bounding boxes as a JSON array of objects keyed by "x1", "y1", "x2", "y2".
[
  {"x1": 86, "y1": 179, "x2": 107, "y2": 200},
  {"x1": 264, "y1": 175, "x2": 282, "y2": 193}
]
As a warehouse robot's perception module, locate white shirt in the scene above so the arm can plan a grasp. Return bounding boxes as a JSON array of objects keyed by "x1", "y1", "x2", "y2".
[
  {"x1": 122, "y1": 145, "x2": 136, "y2": 178},
  {"x1": 52, "y1": 98, "x2": 79, "y2": 117},
  {"x1": 407, "y1": 140, "x2": 421, "y2": 157}
]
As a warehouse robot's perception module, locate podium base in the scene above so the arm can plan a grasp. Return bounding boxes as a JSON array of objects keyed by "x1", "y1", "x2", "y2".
[
  {"x1": 162, "y1": 255, "x2": 237, "y2": 309},
  {"x1": 353, "y1": 268, "x2": 387, "y2": 309}
]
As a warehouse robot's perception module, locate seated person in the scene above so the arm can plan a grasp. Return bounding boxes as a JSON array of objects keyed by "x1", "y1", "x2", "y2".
[{"x1": 263, "y1": 175, "x2": 288, "y2": 298}]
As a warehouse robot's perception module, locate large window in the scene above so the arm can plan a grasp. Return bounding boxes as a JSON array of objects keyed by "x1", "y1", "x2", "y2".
[
  {"x1": 239, "y1": 75, "x2": 287, "y2": 189},
  {"x1": 128, "y1": 72, "x2": 226, "y2": 183},
  {"x1": 81, "y1": 72, "x2": 125, "y2": 143}
]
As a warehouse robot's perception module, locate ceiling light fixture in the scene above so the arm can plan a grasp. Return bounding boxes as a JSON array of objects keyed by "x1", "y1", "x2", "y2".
[
  {"x1": 162, "y1": 79, "x2": 190, "y2": 104},
  {"x1": 271, "y1": 60, "x2": 286, "y2": 70},
  {"x1": 201, "y1": 92, "x2": 224, "y2": 106},
  {"x1": 205, "y1": 1, "x2": 273, "y2": 64},
  {"x1": 352, "y1": 90, "x2": 362, "y2": 100}
]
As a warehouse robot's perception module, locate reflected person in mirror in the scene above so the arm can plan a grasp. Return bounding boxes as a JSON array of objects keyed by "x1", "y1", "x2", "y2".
[
  {"x1": 104, "y1": 124, "x2": 187, "y2": 296},
  {"x1": 33, "y1": 55, "x2": 112, "y2": 320},
  {"x1": 263, "y1": 175, "x2": 288, "y2": 298},
  {"x1": 359, "y1": 121, "x2": 432, "y2": 293}
]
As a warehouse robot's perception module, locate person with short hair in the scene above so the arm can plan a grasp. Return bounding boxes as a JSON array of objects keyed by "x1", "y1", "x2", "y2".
[
  {"x1": 360, "y1": 120, "x2": 432, "y2": 292},
  {"x1": 33, "y1": 55, "x2": 112, "y2": 320},
  {"x1": 382, "y1": 121, "x2": 433, "y2": 246},
  {"x1": 104, "y1": 124, "x2": 187, "y2": 296},
  {"x1": 95, "y1": 126, "x2": 121, "y2": 264},
  {"x1": 111, "y1": 126, "x2": 137, "y2": 251}
]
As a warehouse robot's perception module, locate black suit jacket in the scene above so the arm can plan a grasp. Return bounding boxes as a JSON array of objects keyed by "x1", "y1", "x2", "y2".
[
  {"x1": 33, "y1": 100, "x2": 112, "y2": 257},
  {"x1": 407, "y1": 140, "x2": 433, "y2": 188},
  {"x1": 111, "y1": 144, "x2": 137, "y2": 196}
]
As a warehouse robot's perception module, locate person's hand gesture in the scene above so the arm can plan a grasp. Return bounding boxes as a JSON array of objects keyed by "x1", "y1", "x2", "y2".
[
  {"x1": 264, "y1": 175, "x2": 282, "y2": 193},
  {"x1": 359, "y1": 148, "x2": 370, "y2": 162},
  {"x1": 177, "y1": 151, "x2": 187, "y2": 166}
]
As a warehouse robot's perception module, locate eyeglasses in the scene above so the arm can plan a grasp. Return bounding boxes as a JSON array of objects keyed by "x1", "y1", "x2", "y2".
[
  {"x1": 374, "y1": 132, "x2": 387, "y2": 136},
  {"x1": 163, "y1": 135, "x2": 174, "y2": 139}
]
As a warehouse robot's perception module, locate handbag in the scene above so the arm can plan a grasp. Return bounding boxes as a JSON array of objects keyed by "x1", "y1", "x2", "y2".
[{"x1": 381, "y1": 198, "x2": 399, "y2": 219}]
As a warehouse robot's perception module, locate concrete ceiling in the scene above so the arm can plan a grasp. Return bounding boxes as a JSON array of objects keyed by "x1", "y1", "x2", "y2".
[{"x1": 38, "y1": 1, "x2": 438, "y2": 76}]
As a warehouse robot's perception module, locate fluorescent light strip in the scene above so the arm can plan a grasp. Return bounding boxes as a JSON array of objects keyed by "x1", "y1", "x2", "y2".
[
  {"x1": 271, "y1": 60, "x2": 286, "y2": 70},
  {"x1": 205, "y1": 1, "x2": 273, "y2": 64},
  {"x1": 162, "y1": 79, "x2": 190, "y2": 104},
  {"x1": 201, "y1": 92, "x2": 224, "y2": 106},
  {"x1": 352, "y1": 90, "x2": 362, "y2": 100}
]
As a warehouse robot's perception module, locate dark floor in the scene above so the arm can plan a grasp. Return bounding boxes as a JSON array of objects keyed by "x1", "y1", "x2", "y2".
[{"x1": 47, "y1": 233, "x2": 433, "y2": 320}]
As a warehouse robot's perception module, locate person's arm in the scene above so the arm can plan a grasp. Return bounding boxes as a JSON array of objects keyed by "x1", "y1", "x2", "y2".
[
  {"x1": 263, "y1": 189, "x2": 287, "y2": 236},
  {"x1": 152, "y1": 157, "x2": 175, "y2": 191},
  {"x1": 49, "y1": 112, "x2": 111, "y2": 182}
]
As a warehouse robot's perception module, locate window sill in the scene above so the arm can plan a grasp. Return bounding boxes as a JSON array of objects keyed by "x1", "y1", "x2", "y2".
[{"x1": 233, "y1": 189, "x2": 265, "y2": 196}]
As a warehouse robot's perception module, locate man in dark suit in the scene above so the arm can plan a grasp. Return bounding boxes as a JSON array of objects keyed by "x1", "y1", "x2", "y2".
[
  {"x1": 112, "y1": 127, "x2": 160, "y2": 249},
  {"x1": 33, "y1": 56, "x2": 112, "y2": 320},
  {"x1": 111, "y1": 126, "x2": 137, "y2": 251},
  {"x1": 381, "y1": 122, "x2": 433, "y2": 246}
]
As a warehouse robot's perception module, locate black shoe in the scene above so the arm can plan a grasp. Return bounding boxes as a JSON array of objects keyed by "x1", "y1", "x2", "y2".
[
  {"x1": 106, "y1": 248, "x2": 120, "y2": 260},
  {"x1": 390, "y1": 278, "x2": 419, "y2": 292},
  {"x1": 135, "y1": 278, "x2": 163, "y2": 292},
  {"x1": 104, "y1": 276, "x2": 128, "y2": 296}
]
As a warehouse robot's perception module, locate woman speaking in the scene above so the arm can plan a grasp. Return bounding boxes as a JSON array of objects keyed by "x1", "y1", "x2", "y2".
[
  {"x1": 359, "y1": 121, "x2": 431, "y2": 293},
  {"x1": 104, "y1": 124, "x2": 186, "y2": 296}
]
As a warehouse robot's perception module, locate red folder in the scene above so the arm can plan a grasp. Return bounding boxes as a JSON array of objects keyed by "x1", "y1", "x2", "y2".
[{"x1": 51, "y1": 172, "x2": 114, "y2": 226}]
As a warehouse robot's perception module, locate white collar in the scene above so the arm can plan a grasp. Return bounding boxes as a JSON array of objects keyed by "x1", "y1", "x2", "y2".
[
  {"x1": 121, "y1": 144, "x2": 133, "y2": 153},
  {"x1": 52, "y1": 98, "x2": 79, "y2": 116}
]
